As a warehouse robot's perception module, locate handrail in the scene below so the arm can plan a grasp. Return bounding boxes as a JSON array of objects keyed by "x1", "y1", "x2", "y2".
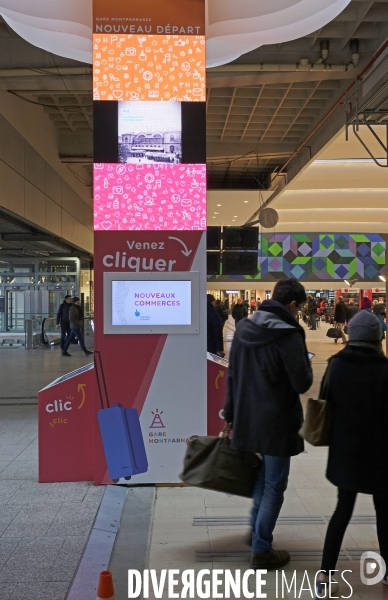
[
  {"x1": 42, "y1": 317, "x2": 56, "y2": 345},
  {"x1": 42, "y1": 316, "x2": 94, "y2": 345}
]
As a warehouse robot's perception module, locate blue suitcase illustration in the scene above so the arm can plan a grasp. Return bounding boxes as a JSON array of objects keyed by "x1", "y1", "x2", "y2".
[{"x1": 95, "y1": 352, "x2": 148, "y2": 482}]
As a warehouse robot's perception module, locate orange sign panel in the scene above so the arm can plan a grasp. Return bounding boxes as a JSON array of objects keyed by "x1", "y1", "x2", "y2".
[
  {"x1": 93, "y1": 0, "x2": 205, "y2": 34},
  {"x1": 93, "y1": 34, "x2": 205, "y2": 102}
]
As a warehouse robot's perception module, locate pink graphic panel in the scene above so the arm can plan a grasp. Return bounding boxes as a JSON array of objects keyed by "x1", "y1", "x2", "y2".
[{"x1": 94, "y1": 163, "x2": 206, "y2": 231}]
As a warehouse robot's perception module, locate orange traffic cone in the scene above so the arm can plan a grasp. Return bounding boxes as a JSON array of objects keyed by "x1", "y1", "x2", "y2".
[{"x1": 96, "y1": 570, "x2": 116, "y2": 600}]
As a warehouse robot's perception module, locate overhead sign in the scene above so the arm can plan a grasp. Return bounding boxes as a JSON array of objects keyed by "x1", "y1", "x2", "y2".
[{"x1": 92, "y1": 0, "x2": 205, "y2": 34}]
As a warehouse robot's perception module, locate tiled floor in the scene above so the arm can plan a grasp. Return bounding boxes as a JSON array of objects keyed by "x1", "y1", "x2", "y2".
[
  {"x1": 143, "y1": 319, "x2": 384, "y2": 600},
  {"x1": 0, "y1": 345, "x2": 102, "y2": 600},
  {"x1": 1, "y1": 321, "x2": 386, "y2": 599}
]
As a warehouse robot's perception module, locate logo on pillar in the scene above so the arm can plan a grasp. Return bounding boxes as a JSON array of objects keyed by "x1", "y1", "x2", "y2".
[{"x1": 150, "y1": 408, "x2": 166, "y2": 428}]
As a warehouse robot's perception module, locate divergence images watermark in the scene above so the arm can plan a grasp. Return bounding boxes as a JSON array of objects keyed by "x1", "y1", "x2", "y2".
[
  {"x1": 129, "y1": 569, "x2": 351, "y2": 598},
  {"x1": 128, "y1": 553, "x2": 386, "y2": 599}
]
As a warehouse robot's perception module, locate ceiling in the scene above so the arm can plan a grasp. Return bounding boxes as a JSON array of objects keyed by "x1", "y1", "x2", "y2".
[
  {"x1": 0, "y1": 208, "x2": 92, "y2": 260},
  {"x1": 0, "y1": 0, "x2": 387, "y2": 256},
  {"x1": 0, "y1": 1, "x2": 387, "y2": 190},
  {"x1": 265, "y1": 124, "x2": 388, "y2": 233},
  {"x1": 206, "y1": 0, "x2": 388, "y2": 188}
]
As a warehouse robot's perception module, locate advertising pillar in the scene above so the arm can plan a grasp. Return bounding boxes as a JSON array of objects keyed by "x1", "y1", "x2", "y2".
[{"x1": 92, "y1": 0, "x2": 206, "y2": 484}]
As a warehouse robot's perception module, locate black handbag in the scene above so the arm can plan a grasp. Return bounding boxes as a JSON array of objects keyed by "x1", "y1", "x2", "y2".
[
  {"x1": 179, "y1": 433, "x2": 261, "y2": 498},
  {"x1": 326, "y1": 327, "x2": 340, "y2": 339}
]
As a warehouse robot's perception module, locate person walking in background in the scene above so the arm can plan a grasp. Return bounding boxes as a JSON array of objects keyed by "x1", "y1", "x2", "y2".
[
  {"x1": 316, "y1": 310, "x2": 388, "y2": 597},
  {"x1": 307, "y1": 295, "x2": 319, "y2": 330},
  {"x1": 207, "y1": 294, "x2": 224, "y2": 356},
  {"x1": 347, "y1": 299, "x2": 359, "y2": 322},
  {"x1": 360, "y1": 296, "x2": 373, "y2": 312},
  {"x1": 56, "y1": 295, "x2": 73, "y2": 351},
  {"x1": 256, "y1": 298, "x2": 261, "y2": 311},
  {"x1": 372, "y1": 299, "x2": 387, "y2": 340},
  {"x1": 62, "y1": 297, "x2": 94, "y2": 357},
  {"x1": 373, "y1": 299, "x2": 385, "y2": 318},
  {"x1": 334, "y1": 296, "x2": 348, "y2": 344},
  {"x1": 214, "y1": 299, "x2": 228, "y2": 329},
  {"x1": 232, "y1": 298, "x2": 248, "y2": 326},
  {"x1": 224, "y1": 278, "x2": 313, "y2": 570}
]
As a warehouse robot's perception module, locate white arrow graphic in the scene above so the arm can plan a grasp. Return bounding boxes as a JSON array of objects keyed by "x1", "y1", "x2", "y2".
[{"x1": 168, "y1": 236, "x2": 192, "y2": 257}]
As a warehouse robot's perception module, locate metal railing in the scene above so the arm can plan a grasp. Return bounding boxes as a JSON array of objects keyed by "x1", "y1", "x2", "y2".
[{"x1": 42, "y1": 316, "x2": 94, "y2": 347}]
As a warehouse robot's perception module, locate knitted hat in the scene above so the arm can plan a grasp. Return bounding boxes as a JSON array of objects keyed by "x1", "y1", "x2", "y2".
[
  {"x1": 348, "y1": 310, "x2": 382, "y2": 344},
  {"x1": 361, "y1": 297, "x2": 372, "y2": 309}
]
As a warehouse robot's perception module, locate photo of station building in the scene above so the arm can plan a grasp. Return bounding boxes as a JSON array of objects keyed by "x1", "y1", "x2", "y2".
[{"x1": 118, "y1": 130, "x2": 182, "y2": 164}]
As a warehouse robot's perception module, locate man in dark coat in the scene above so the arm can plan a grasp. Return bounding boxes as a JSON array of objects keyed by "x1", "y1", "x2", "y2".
[
  {"x1": 62, "y1": 297, "x2": 94, "y2": 357},
  {"x1": 307, "y1": 295, "x2": 319, "y2": 330},
  {"x1": 347, "y1": 299, "x2": 358, "y2": 321},
  {"x1": 206, "y1": 294, "x2": 224, "y2": 356},
  {"x1": 232, "y1": 298, "x2": 248, "y2": 325},
  {"x1": 334, "y1": 296, "x2": 348, "y2": 344},
  {"x1": 224, "y1": 278, "x2": 313, "y2": 570},
  {"x1": 56, "y1": 295, "x2": 73, "y2": 351}
]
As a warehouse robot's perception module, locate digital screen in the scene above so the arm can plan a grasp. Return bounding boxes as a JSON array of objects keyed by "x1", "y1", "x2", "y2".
[
  {"x1": 207, "y1": 252, "x2": 220, "y2": 275},
  {"x1": 93, "y1": 34, "x2": 206, "y2": 102},
  {"x1": 207, "y1": 226, "x2": 221, "y2": 250},
  {"x1": 94, "y1": 163, "x2": 206, "y2": 231},
  {"x1": 119, "y1": 101, "x2": 182, "y2": 165},
  {"x1": 222, "y1": 252, "x2": 258, "y2": 276},
  {"x1": 223, "y1": 227, "x2": 259, "y2": 250},
  {"x1": 94, "y1": 101, "x2": 206, "y2": 164},
  {"x1": 111, "y1": 280, "x2": 191, "y2": 326}
]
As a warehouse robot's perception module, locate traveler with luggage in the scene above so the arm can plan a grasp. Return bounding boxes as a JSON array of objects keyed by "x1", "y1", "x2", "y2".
[
  {"x1": 334, "y1": 296, "x2": 348, "y2": 344},
  {"x1": 316, "y1": 310, "x2": 388, "y2": 597},
  {"x1": 56, "y1": 295, "x2": 73, "y2": 351},
  {"x1": 224, "y1": 278, "x2": 313, "y2": 570},
  {"x1": 62, "y1": 297, "x2": 94, "y2": 357}
]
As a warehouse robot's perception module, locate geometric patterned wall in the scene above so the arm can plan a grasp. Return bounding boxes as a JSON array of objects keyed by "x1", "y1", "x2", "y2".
[
  {"x1": 207, "y1": 233, "x2": 386, "y2": 282},
  {"x1": 259, "y1": 233, "x2": 386, "y2": 281}
]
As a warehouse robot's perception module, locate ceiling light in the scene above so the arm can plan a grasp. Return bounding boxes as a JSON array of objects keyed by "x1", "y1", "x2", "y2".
[
  {"x1": 234, "y1": 215, "x2": 238, "y2": 217},
  {"x1": 244, "y1": 201, "x2": 249, "y2": 203},
  {"x1": 315, "y1": 159, "x2": 386, "y2": 164},
  {"x1": 344, "y1": 280, "x2": 350, "y2": 286},
  {"x1": 214, "y1": 212, "x2": 219, "y2": 214},
  {"x1": 379, "y1": 275, "x2": 386, "y2": 282},
  {"x1": 212, "y1": 217, "x2": 216, "y2": 219},
  {"x1": 232, "y1": 219, "x2": 236, "y2": 222},
  {"x1": 0, "y1": 1, "x2": 351, "y2": 69},
  {"x1": 217, "y1": 204, "x2": 222, "y2": 207}
]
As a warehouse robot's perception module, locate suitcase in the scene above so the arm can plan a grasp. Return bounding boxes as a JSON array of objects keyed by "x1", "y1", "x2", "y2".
[{"x1": 95, "y1": 352, "x2": 148, "y2": 482}]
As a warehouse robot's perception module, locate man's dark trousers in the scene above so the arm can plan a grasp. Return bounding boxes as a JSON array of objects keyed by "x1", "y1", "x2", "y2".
[{"x1": 60, "y1": 322, "x2": 71, "y2": 351}]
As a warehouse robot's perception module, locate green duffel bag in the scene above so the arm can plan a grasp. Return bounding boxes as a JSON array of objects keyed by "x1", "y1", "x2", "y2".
[{"x1": 179, "y1": 433, "x2": 262, "y2": 498}]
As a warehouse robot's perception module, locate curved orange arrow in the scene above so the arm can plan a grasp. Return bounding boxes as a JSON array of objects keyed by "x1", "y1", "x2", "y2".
[
  {"x1": 77, "y1": 384, "x2": 86, "y2": 409},
  {"x1": 215, "y1": 370, "x2": 224, "y2": 390}
]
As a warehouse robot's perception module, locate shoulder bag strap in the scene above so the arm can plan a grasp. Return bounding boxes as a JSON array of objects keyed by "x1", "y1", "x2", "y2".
[{"x1": 319, "y1": 358, "x2": 335, "y2": 400}]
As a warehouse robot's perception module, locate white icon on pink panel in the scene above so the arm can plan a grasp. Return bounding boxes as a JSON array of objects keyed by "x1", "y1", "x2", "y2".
[{"x1": 94, "y1": 164, "x2": 206, "y2": 231}]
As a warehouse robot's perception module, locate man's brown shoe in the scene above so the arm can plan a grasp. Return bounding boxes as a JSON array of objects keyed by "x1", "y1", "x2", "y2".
[{"x1": 251, "y1": 548, "x2": 290, "y2": 570}]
